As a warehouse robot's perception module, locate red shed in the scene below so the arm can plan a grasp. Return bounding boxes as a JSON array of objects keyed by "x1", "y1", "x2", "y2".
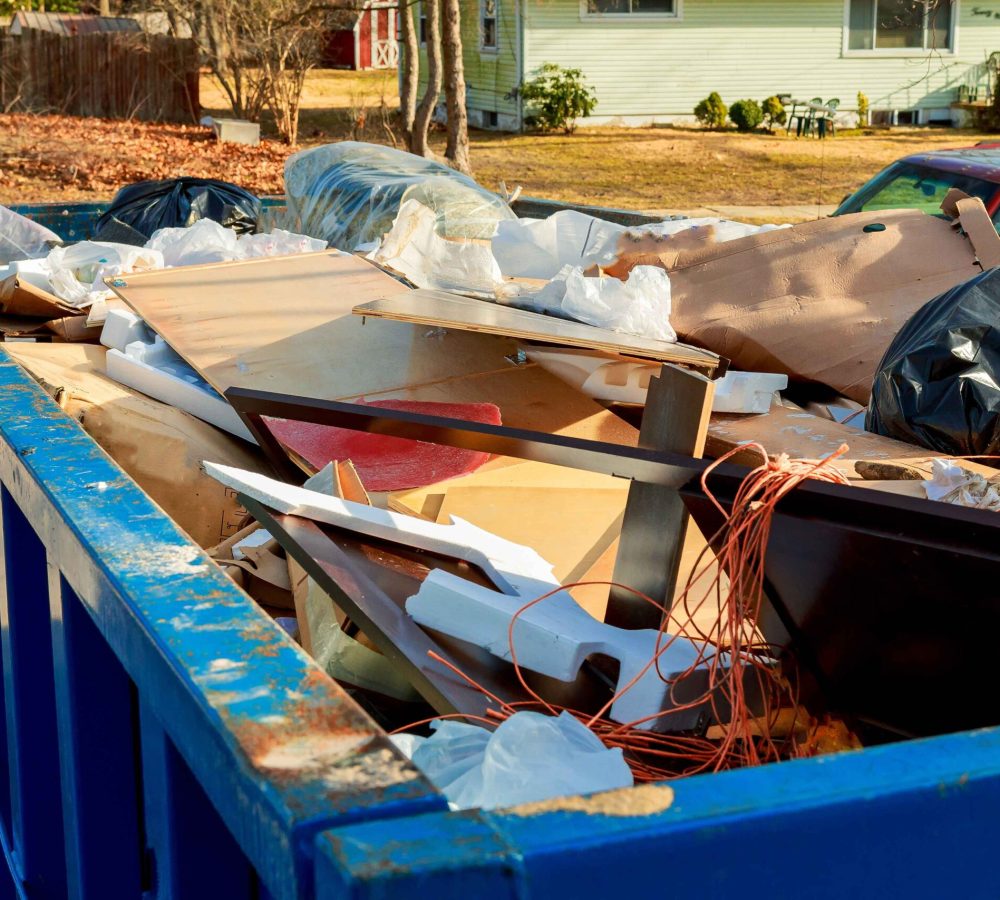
[{"x1": 323, "y1": 2, "x2": 398, "y2": 70}]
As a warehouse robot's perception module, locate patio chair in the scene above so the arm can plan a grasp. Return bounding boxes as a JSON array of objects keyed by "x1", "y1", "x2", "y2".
[
  {"x1": 789, "y1": 97, "x2": 823, "y2": 137},
  {"x1": 819, "y1": 98, "x2": 840, "y2": 138}
]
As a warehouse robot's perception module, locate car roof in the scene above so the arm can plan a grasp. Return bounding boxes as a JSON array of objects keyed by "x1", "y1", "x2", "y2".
[{"x1": 898, "y1": 143, "x2": 1000, "y2": 184}]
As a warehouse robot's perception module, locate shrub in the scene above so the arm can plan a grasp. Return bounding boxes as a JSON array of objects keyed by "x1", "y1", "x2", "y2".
[
  {"x1": 728, "y1": 98, "x2": 764, "y2": 133},
  {"x1": 694, "y1": 92, "x2": 727, "y2": 129},
  {"x1": 762, "y1": 95, "x2": 786, "y2": 132},
  {"x1": 857, "y1": 91, "x2": 870, "y2": 128},
  {"x1": 520, "y1": 64, "x2": 597, "y2": 134}
]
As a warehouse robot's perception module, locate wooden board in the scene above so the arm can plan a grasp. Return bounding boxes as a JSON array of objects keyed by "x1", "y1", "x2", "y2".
[
  {"x1": 110, "y1": 251, "x2": 638, "y2": 448},
  {"x1": 353, "y1": 289, "x2": 722, "y2": 371}
]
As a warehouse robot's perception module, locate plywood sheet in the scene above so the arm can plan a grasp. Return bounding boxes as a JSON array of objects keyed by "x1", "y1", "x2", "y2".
[
  {"x1": 354, "y1": 290, "x2": 721, "y2": 371},
  {"x1": 110, "y1": 251, "x2": 638, "y2": 449}
]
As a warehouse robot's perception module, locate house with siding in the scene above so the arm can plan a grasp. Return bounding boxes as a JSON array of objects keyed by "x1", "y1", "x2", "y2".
[{"x1": 414, "y1": 0, "x2": 999, "y2": 131}]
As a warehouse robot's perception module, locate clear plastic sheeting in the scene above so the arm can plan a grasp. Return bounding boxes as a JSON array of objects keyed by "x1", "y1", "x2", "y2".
[
  {"x1": 503, "y1": 264, "x2": 676, "y2": 342},
  {"x1": 282, "y1": 142, "x2": 515, "y2": 250},
  {"x1": 0, "y1": 205, "x2": 61, "y2": 266},
  {"x1": 371, "y1": 200, "x2": 502, "y2": 294},
  {"x1": 391, "y1": 711, "x2": 633, "y2": 811},
  {"x1": 145, "y1": 219, "x2": 328, "y2": 268},
  {"x1": 46, "y1": 241, "x2": 164, "y2": 308}
]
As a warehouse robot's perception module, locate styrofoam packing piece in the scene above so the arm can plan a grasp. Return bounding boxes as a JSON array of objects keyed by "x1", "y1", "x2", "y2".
[
  {"x1": 101, "y1": 308, "x2": 153, "y2": 352},
  {"x1": 204, "y1": 463, "x2": 716, "y2": 730},
  {"x1": 712, "y1": 371, "x2": 788, "y2": 414},
  {"x1": 101, "y1": 310, "x2": 254, "y2": 441},
  {"x1": 10, "y1": 257, "x2": 54, "y2": 292},
  {"x1": 525, "y1": 347, "x2": 786, "y2": 413}
]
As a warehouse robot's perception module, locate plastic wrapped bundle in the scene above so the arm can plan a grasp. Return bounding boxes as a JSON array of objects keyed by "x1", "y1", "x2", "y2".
[{"x1": 283, "y1": 142, "x2": 515, "y2": 250}]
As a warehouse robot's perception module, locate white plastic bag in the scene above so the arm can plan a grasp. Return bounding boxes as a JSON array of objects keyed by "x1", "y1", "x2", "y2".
[
  {"x1": 0, "y1": 205, "x2": 61, "y2": 265},
  {"x1": 392, "y1": 711, "x2": 633, "y2": 810},
  {"x1": 238, "y1": 229, "x2": 327, "y2": 258},
  {"x1": 146, "y1": 219, "x2": 241, "y2": 267},
  {"x1": 506, "y1": 264, "x2": 675, "y2": 342},
  {"x1": 492, "y1": 210, "x2": 627, "y2": 280},
  {"x1": 372, "y1": 199, "x2": 502, "y2": 295},
  {"x1": 45, "y1": 241, "x2": 164, "y2": 308}
]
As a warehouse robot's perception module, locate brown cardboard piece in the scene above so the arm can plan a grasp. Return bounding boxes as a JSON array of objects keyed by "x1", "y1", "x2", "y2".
[
  {"x1": 5, "y1": 343, "x2": 269, "y2": 548},
  {"x1": 0, "y1": 273, "x2": 78, "y2": 320},
  {"x1": 606, "y1": 206, "x2": 993, "y2": 404},
  {"x1": 665, "y1": 208, "x2": 989, "y2": 404}
]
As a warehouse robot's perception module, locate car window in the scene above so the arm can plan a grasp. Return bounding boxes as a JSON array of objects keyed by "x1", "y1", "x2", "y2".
[{"x1": 843, "y1": 163, "x2": 997, "y2": 218}]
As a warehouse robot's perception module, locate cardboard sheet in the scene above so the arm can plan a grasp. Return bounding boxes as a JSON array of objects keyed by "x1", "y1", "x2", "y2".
[
  {"x1": 661, "y1": 208, "x2": 989, "y2": 403},
  {"x1": 353, "y1": 290, "x2": 722, "y2": 371},
  {"x1": 6, "y1": 343, "x2": 268, "y2": 548},
  {"x1": 0, "y1": 273, "x2": 77, "y2": 319},
  {"x1": 109, "y1": 251, "x2": 638, "y2": 447}
]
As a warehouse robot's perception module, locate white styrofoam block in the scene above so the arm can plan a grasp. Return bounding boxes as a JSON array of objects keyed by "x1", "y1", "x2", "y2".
[
  {"x1": 11, "y1": 258, "x2": 52, "y2": 292},
  {"x1": 101, "y1": 307, "x2": 152, "y2": 352},
  {"x1": 711, "y1": 371, "x2": 788, "y2": 414},
  {"x1": 204, "y1": 462, "x2": 717, "y2": 730},
  {"x1": 105, "y1": 343, "x2": 254, "y2": 442}
]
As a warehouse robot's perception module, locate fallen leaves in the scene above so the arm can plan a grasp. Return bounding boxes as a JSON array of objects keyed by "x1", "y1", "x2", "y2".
[{"x1": 0, "y1": 113, "x2": 296, "y2": 203}]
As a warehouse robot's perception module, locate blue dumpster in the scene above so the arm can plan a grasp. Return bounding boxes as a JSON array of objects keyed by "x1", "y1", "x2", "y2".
[{"x1": 3, "y1": 199, "x2": 1000, "y2": 899}]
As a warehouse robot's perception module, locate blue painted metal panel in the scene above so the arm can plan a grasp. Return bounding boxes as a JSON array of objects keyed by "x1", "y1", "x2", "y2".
[
  {"x1": 0, "y1": 486, "x2": 67, "y2": 897},
  {"x1": 319, "y1": 727, "x2": 1000, "y2": 897},
  {"x1": 8, "y1": 198, "x2": 287, "y2": 243},
  {"x1": 0, "y1": 348, "x2": 445, "y2": 898},
  {"x1": 49, "y1": 573, "x2": 143, "y2": 900}
]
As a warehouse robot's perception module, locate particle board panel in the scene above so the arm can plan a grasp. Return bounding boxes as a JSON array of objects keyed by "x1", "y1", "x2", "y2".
[
  {"x1": 110, "y1": 251, "x2": 638, "y2": 448},
  {"x1": 353, "y1": 290, "x2": 722, "y2": 372}
]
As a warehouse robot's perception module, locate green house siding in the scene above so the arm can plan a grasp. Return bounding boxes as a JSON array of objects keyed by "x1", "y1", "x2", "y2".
[
  {"x1": 522, "y1": 0, "x2": 996, "y2": 122},
  {"x1": 412, "y1": 0, "x2": 997, "y2": 130},
  {"x1": 415, "y1": 0, "x2": 522, "y2": 128}
]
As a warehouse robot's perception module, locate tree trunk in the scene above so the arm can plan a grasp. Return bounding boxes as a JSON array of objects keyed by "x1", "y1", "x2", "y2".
[
  {"x1": 398, "y1": 0, "x2": 418, "y2": 143},
  {"x1": 410, "y1": 0, "x2": 441, "y2": 157},
  {"x1": 441, "y1": 0, "x2": 471, "y2": 174},
  {"x1": 99, "y1": 0, "x2": 111, "y2": 15}
]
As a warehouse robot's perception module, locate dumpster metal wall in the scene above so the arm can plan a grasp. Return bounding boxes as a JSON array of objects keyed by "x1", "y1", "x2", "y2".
[{"x1": 0, "y1": 348, "x2": 445, "y2": 899}]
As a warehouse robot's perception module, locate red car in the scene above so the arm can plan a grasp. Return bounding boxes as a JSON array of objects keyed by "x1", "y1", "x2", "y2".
[{"x1": 834, "y1": 141, "x2": 1000, "y2": 228}]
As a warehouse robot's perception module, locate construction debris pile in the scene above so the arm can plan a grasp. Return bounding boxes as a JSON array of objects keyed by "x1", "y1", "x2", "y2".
[{"x1": 3, "y1": 141, "x2": 1000, "y2": 811}]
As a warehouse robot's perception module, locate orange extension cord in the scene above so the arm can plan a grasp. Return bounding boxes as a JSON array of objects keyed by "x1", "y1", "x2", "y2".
[{"x1": 397, "y1": 443, "x2": 852, "y2": 781}]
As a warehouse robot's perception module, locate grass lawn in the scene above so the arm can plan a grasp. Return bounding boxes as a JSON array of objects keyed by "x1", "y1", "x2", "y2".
[{"x1": 2, "y1": 68, "x2": 996, "y2": 220}]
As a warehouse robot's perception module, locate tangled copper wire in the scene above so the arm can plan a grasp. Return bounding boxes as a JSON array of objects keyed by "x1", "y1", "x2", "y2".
[{"x1": 398, "y1": 443, "x2": 852, "y2": 781}]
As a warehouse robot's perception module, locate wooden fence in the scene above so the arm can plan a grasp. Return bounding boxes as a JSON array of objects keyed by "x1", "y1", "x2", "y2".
[{"x1": 0, "y1": 29, "x2": 199, "y2": 123}]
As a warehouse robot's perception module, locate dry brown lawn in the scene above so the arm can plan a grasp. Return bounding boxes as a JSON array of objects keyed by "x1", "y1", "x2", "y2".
[{"x1": 2, "y1": 68, "x2": 995, "y2": 218}]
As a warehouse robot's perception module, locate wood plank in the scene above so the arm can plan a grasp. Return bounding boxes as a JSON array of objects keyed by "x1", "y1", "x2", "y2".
[
  {"x1": 608, "y1": 365, "x2": 715, "y2": 629},
  {"x1": 110, "y1": 251, "x2": 638, "y2": 447},
  {"x1": 706, "y1": 404, "x2": 998, "y2": 479},
  {"x1": 353, "y1": 289, "x2": 722, "y2": 372}
]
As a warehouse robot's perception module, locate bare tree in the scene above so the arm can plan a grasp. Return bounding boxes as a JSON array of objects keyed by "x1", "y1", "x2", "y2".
[
  {"x1": 398, "y1": 0, "x2": 418, "y2": 141},
  {"x1": 440, "y1": 0, "x2": 470, "y2": 173},
  {"x1": 410, "y1": 0, "x2": 441, "y2": 157}
]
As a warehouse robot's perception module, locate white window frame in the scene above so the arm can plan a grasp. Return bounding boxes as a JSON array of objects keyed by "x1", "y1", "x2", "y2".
[
  {"x1": 418, "y1": 1, "x2": 427, "y2": 47},
  {"x1": 842, "y1": 0, "x2": 959, "y2": 58},
  {"x1": 579, "y1": 0, "x2": 682, "y2": 23},
  {"x1": 480, "y1": 0, "x2": 499, "y2": 52}
]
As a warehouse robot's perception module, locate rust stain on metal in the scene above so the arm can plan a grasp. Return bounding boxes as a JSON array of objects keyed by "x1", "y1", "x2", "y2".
[{"x1": 507, "y1": 784, "x2": 675, "y2": 818}]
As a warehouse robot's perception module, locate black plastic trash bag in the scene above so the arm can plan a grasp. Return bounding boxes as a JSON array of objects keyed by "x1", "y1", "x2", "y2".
[
  {"x1": 93, "y1": 177, "x2": 260, "y2": 242},
  {"x1": 867, "y1": 266, "x2": 1000, "y2": 455}
]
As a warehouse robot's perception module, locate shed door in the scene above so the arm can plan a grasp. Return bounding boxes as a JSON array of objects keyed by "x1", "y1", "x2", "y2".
[{"x1": 373, "y1": 8, "x2": 398, "y2": 68}]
